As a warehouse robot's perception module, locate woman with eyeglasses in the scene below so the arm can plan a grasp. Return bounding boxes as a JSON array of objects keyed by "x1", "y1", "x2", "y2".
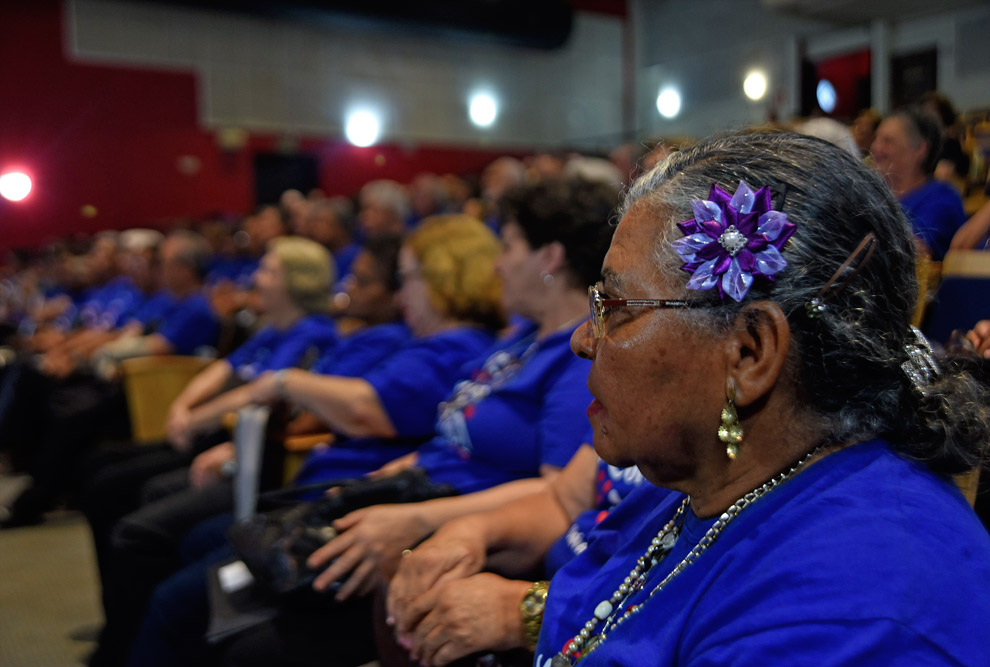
[{"x1": 400, "y1": 132, "x2": 990, "y2": 666}]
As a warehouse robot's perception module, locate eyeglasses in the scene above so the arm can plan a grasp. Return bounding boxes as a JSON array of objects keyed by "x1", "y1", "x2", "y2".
[{"x1": 588, "y1": 284, "x2": 701, "y2": 338}]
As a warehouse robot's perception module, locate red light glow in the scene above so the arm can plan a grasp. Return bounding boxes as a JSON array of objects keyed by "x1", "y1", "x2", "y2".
[{"x1": 0, "y1": 172, "x2": 32, "y2": 202}]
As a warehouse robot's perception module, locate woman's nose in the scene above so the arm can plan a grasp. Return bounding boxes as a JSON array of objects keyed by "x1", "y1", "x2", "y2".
[{"x1": 570, "y1": 320, "x2": 597, "y2": 360}]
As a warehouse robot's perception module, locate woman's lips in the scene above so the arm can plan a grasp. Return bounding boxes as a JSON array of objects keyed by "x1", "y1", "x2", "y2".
[{"x1": 587, "y1": 398, "x2": 606, "y2": 418}]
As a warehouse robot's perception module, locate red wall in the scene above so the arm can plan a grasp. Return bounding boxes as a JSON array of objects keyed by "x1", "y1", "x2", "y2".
[
  {"x1": 815, "y1": 49, "x2": 872, "y2": 121},
  {"x1": 0, "y1": 1, "x2": 528, "y2": 252}
]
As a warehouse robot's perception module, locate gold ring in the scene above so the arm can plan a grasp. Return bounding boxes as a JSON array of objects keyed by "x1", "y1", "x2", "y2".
[{"x1": 401, "y1": 549, "x2": 413, "y2": 558}]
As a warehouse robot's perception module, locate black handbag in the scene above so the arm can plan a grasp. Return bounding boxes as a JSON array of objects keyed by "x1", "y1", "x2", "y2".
[{"x1": 227, "y1": 468, "x2": 457, "y2": 597}]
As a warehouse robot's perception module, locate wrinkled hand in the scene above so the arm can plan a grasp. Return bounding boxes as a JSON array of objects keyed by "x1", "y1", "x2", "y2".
[
  {"x1": 165, "y1": 404, "x2": 193, "y2": 451},
  {"x1": 965, "y1": 320, "x2": 990, "y2": 358},
  {"x1": 399, "y1": 573, "x2": 530, "y2": 666},
  {"x1": 307, "y1": 504, "x2": 432, "y2": 601},
  {"x1": 387, "y1": 520, "x2": 488, "y2": 639},
  {"x1": 188, "y1": 441, "x2": 235, "y2": 488}
]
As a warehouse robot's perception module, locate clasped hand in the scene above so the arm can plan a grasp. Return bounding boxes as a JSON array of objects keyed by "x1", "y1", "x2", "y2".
[
  {"x1": 306, "y1": 503, "x2": 432, "y2": 601},
  {"x1": 387, "y1": 522, "x2": 522, "y2": 665},
  {"x1": 390, "y1": 571, "x2": 529, "y2": 666}
]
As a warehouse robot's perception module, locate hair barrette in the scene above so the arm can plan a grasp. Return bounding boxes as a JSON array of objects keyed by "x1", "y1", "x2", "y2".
[
  {"x1": 672, "y1": 181, "x2": 796, "y2": 302},
  {"x1": 804, "y1": 233, "x2": 877, "y2": 318}
]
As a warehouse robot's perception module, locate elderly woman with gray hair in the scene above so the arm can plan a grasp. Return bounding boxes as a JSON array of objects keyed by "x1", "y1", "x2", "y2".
[{"x1": 392, "y1": 131, "x2": 990, "y2": 666}]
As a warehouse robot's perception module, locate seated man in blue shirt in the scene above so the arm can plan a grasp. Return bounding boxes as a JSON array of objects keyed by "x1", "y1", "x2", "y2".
[{"x1": 89, "y1": 230, "x2": 222, "y2": 370}]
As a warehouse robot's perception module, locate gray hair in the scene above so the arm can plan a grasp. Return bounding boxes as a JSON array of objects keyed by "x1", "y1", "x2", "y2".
[
  {"x1": 360, "y1": 180, "x2": 410, "y2": 221},
  {"x1": 623, "y1": 131, "x2": 989, "y2": 474}
]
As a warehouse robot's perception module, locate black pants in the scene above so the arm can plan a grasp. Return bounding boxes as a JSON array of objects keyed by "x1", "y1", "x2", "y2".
[
  {"x1": 1, "y1": 362, "x2": 130, "y2": 523},
  {"x1": 96, "y1": 478, "x2": 235, "y2": 667},
  {"x1": 81, "y1": 432, "x2": 228, "y2": 667},
  {"x1": 85, "y1": 426, "x2": 288, "y2": 667}
]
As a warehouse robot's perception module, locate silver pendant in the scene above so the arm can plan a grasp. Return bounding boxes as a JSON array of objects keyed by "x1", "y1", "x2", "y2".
[
  {"x1": 660, "y1": 531, "x2": 677, "y2": 549},
  {"x1": 551, "y1": 654, "x2": 572, "y2": 667}
]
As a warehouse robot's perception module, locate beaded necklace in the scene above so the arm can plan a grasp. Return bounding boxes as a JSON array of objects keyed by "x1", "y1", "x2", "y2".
[{"x1": 550, "y1": 446, "x2": 824, "y2": 667}]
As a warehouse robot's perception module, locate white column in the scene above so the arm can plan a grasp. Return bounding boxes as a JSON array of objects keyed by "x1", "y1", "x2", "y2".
[{"x1": 870, "y1": 20, "x2": 891, "y2": 113}]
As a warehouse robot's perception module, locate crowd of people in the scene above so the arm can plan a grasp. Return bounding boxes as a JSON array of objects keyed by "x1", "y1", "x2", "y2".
[{"x1": 1, "y1": 93, "x2": 989, "y2": 667}]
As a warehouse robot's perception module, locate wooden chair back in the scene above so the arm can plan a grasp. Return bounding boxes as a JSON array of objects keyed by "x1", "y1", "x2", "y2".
[{"x1": 120, "y1": 355, "x2": 212, "y2": 443}]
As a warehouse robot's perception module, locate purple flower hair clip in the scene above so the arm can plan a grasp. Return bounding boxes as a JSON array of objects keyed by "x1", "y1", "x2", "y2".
[{"x1": 672, "y1": 180, "x2": 796, "y2": 302}]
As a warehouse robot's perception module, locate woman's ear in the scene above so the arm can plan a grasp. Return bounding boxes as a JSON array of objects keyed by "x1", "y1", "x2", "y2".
[
  {"x1": 723, "y1": 301, "x2": 791, "y2": 407},
  {"x1": 538, "y1": 241, "x2": 568, "y2": 276}
]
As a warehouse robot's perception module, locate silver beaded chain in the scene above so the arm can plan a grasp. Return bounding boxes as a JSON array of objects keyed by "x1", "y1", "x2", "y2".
[{"x1": 561, "y1": 446, "x2": 824, "y2": 664}]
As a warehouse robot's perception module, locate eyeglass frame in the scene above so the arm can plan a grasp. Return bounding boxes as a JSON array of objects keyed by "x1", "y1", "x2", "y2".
[{"x1": 588, "y1": 284, "x2": 702, "y2": 338}]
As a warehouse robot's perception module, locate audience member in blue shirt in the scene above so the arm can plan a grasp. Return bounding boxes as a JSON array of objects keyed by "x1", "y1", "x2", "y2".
[
  {"x1": 88, "y1": 230, "x2": 220, "y2": 368},
  {"x1": 900, "y1": 179, "x2": 966, "y2": 260},
  {"x1": 469, "y1": 132, "x2": 989, "y2": 667},
  {"x1": 386, "y1": 438, "x2": 652, "y2": 665},
  {"x1": 872, "y1": 105, "x2": 966, "y2": 260},
  {"x1": 535, "y1": 441, "x2": 990, "y2": 667},
  {"x1": 151, "y1": 236, "x2": 409, "y2": 491},
  {"x1": 165, "y1": 236, "x2": 338, "y2": 448}
]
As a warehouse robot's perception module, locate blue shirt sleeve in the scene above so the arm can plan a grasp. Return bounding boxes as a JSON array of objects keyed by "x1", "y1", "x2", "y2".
[
  {"x1": 225, "y1": 326, "x2": 275, "y2": 371},
  {"x1": 536, "y1": 356, "x2": 594, "y2": 469},
  {"x1": 901, "y1": 181, "x2": 966, "y2": 261},
  {"x1": 260, "y1": 315, "x2": 337, "y2": 372},
  {"x1": 363, "y1": 328, "x2": 493, "y2": 438},
  {"x1": 125, "y1": 291, "x2": 175, "y2": 330},
  {"x1": 226, "y1": 315, "x2": 338, "y2": 379},
  {"x1": 156, "y1": 294, "x2": 220, "y2": 355},
  {"x1": 312, "y1": 323, "x2": 411, "y2": 378}
]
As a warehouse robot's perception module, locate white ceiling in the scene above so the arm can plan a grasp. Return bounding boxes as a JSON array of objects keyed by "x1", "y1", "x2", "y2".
[{"x1": 762, "y1": 0, "x2": 988, "y2": 25}]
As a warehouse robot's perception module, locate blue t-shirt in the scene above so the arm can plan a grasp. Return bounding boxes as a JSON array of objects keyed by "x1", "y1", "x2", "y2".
[
  {"x1": 224, "y1": 314, "x2": 337, "y2": 380},
  {"x1": 535, "y1": 440, "x2": 990, "y2": 667},
  {"x1": 363, "y1": 326, "x2": 496, "y2": 439},
  {"x1": 156, "y1": 293, "x2": 221, "y2": 355},
  {"x1": 123, "y1": 290, "x2": 176, "y2": 331},
  {"x1": 544, "y1": 446, "x2": 649, "y2": 578},
  {"x1": 900, "y1": 180, "x2": 966, "y2": 261},
  {"x1": 293, "y1": 326, "x2": 495, "y2": 485},
  {"x1": 65, "y1": 277, "x2": 141, "y2": 330},
  {"x1": 310, "y1": 322, "x2": 411, "y2": 378},
  {"x1": 79, "y1": 277, "x2": 144, "y2": 330},
  {"x1": 414, "y1": 323, "x2": 592, "y2": 494}
]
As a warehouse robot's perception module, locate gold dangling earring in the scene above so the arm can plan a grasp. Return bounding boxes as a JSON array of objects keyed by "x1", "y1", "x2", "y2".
[{"x1": 717, "y1": 385, "x2": 744, "y2": 460}]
